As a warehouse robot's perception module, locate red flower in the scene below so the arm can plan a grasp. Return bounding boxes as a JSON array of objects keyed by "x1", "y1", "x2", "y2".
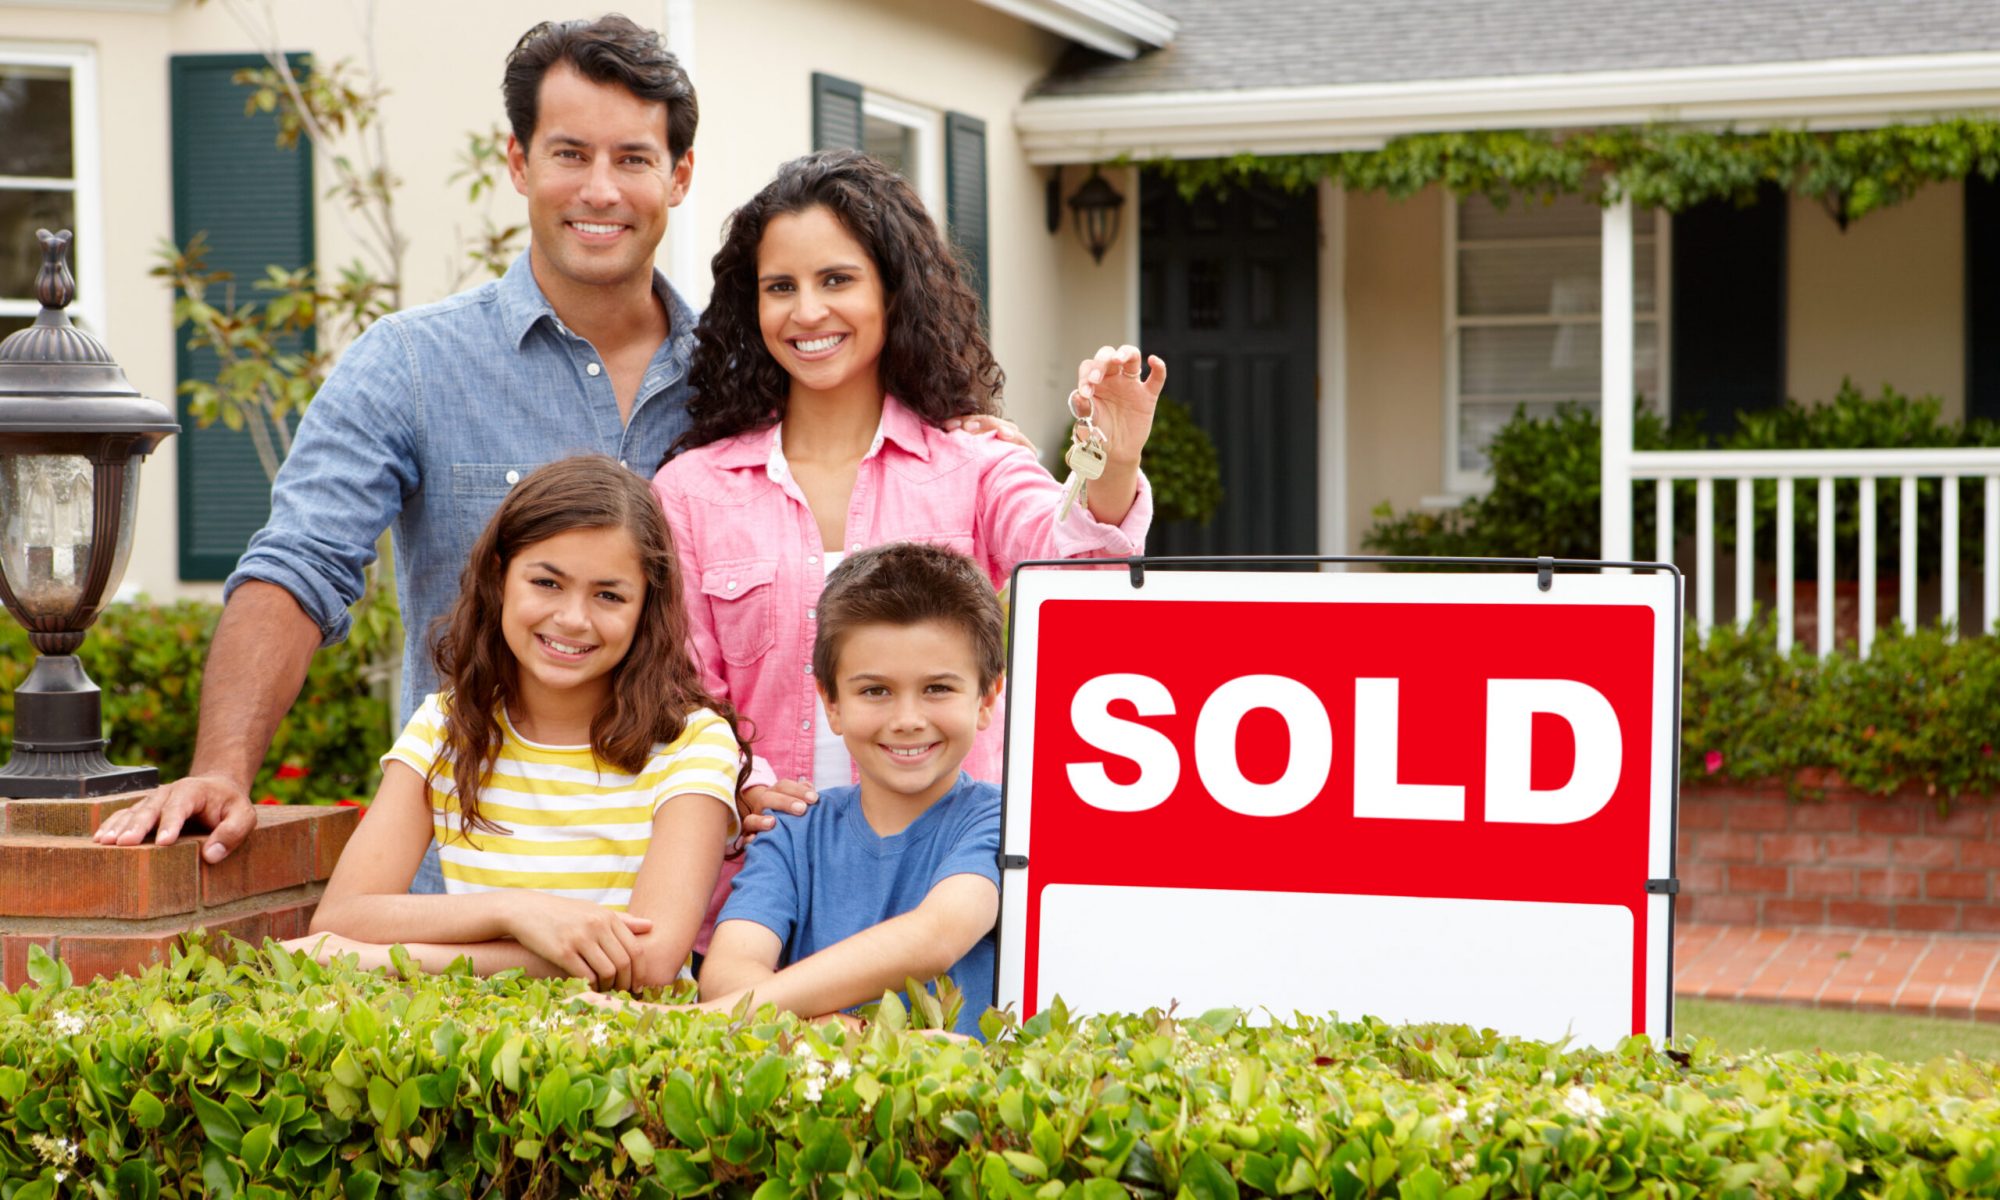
[
  {"x1": 1703, "y1": 750, "x2": 1724, "y2": 775},
  {"x1": 275, "y1": 764, "x2": 309, "y2": 781},
  {"x1": 257, "y1": 795, "x2": 282, "y2": 805}
]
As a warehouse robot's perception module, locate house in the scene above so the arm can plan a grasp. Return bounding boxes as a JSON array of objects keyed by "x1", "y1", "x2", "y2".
[
  {"x1": 0, "y1": 0, "x2": 1170, "y2": 601},
  {"x1": 9, "y1": 0, "x2": 2000, "y2": 626}
]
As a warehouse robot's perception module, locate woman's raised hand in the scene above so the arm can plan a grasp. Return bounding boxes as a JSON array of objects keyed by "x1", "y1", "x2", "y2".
[
  {"x1": 502, "y1": 893, "x2": 654, "y2": 990},
  {"x1": 1074, "y1": 345, "x2": 1167, "y2": 466}
]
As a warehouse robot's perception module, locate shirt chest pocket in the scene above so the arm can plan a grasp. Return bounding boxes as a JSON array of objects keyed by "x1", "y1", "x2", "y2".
[
  {"x1": 451, "y1": 463, "x2": 541, "y2": 536},
  {"x1": 701, "y1": 559, "x2": 778, "y2": 667}
]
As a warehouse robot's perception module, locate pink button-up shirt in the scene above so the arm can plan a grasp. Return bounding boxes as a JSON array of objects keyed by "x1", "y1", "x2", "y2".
[{"x1": 652, "y1": 397, "x2": 1151, "y2": 947}]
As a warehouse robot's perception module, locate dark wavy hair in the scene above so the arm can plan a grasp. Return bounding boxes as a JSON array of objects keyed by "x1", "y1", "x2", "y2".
[
  {"x1": 429, "y1": 455, "x2": 748, "y2": 837},
  {"x1": 503, "y1": 14, "x2": 697, "y2": 163},
  {"x1": 673, "y1": 149, "x2": 1004, "y2": 455}
]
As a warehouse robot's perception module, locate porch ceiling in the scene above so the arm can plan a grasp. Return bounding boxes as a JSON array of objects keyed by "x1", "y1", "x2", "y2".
[{"x1": 1018, "y1": 0, "x2": 2000, "y2": 163}]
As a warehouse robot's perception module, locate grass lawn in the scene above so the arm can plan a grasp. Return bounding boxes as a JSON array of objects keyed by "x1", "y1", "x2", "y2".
[{"x1": 1677, "y1": 998, "x2": 2000, "y2": 1060}]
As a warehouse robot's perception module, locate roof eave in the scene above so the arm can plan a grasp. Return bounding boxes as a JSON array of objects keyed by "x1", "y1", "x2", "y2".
[
  {"x1": 969, "y1": 0, "x2": 1176, "y2": 60},
  {"x1": 1017, "y1": 51, "x2": 2000, "y2": 162}
]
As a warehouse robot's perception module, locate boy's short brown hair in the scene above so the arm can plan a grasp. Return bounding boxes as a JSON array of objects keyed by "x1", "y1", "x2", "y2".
[{"x1": 813, "y1": 542, "x2": 1005, "y2": 698}]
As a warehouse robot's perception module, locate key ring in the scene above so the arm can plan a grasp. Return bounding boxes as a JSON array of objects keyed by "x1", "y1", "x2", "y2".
[{"x1": 1067, "y1": 388, "x2": 1095, "y2": 423}]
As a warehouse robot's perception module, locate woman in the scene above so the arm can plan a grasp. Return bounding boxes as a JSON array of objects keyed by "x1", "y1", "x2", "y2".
[{"x1": 653, "y1": 149, "x2": 1166, "y2": 948}]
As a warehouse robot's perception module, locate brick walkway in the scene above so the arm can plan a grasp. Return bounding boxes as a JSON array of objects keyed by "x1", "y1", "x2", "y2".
[{"x1": 1676, "y1": 923, "x2": 2000, "y2": 1021}]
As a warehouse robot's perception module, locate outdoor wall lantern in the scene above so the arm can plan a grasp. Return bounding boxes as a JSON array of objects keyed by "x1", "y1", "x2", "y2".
[
  {"x1": 1068, "y1": 166, "x2": 1125, "y2": 264},
  {"x1": 0, "y1": 229, "x2": 179, "y2": 797}
]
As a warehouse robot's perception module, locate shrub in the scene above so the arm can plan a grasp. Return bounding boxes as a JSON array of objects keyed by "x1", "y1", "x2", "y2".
[
  {"x1": 1684, "y1": 619, "x2": 2000, "y2": 801},
  {"x1": 5, "y1": 939, "x2": 2000, "y2": 1198},
  {"x1": 0, "y1": 599, "x2": 392, "y2": 806}
]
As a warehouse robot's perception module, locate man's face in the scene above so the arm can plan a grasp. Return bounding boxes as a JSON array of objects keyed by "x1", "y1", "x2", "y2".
[{"x1": 508, "y1": 63, "x2": 691, "y2": 301}]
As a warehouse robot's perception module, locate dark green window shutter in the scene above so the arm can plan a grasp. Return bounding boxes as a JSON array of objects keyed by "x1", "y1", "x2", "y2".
[
  {"x1": 169, "y1": 54, "x2": 315, "y2": 581},
  {"x1": 1968, "y1": 176, "x2": 2000, "y2": 421},
  {"x1": 812, "y1": 72, "x2": 862, "y2": 151},
  {"x1": 1670, "y1": 184, "x2": 1786, "y2": 438},
  {"x1": 944, "y1": 111, "x2": 988, "y2": 318}
]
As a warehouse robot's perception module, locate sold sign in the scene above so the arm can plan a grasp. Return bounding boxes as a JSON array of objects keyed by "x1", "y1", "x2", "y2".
[{"x1": 995, "y1": 566, "x2": 1680, "y2": 1049}]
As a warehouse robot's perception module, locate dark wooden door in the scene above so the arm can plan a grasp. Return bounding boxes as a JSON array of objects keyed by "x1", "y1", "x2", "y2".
[{"x1": 1139, "y1": 172, "x2": 1319, "y2": 558}]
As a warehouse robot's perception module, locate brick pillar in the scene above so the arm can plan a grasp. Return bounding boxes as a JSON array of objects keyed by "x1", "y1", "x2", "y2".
[{"x1": 0, "y1": 794, "x2": 358, "y2": 988}]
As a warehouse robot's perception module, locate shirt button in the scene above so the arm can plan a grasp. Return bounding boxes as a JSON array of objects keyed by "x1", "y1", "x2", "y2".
[
  {"x1": 807, "y1": 554, "x2": 819, "y2": 565},
  {"x1": 806, "y1": 607, "x2": 815, "y2": 619},
  {"x1": 802, "y1": 663, "x2": 812, "y2": 674},
  {"x1": 850, "y1": 543, "x2": 862, "y2": 552},
  {"x1": 801, "y1": 720, "x2": 811, "y2": 732},
  {"x1": 504, "y1": 470, "x2": 520, "y2": 485},
  {"x1": 619, "y1": 458, "x2": 628, "y2": 469},
  {"x1": 587, "y1": 362, "x2": 602, "y2": 376},
  {"x1": 726, "y1": 580, "x2": 738, "y2": 591}
]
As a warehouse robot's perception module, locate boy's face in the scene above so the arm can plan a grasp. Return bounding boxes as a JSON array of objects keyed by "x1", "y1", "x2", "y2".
[{"x1": 820, "y1": 619, "x2": 998, "y2": 807}]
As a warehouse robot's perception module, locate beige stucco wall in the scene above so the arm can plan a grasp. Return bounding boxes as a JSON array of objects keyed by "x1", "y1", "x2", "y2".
[
  {"x1": 1341, "y1": 184, "x2": 1446, "y2": 555},
  {"x1": 1786, "y1": 182, "x2": 1964, "y2": 416},
  {"x1": 3, "y1": 0, "x2": 1090, "y2": 604}
]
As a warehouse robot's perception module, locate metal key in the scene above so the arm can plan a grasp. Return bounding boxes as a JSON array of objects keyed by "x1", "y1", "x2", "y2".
[{"x1": 1058, "y1": 426, "x2": 1108, "y2": 520}]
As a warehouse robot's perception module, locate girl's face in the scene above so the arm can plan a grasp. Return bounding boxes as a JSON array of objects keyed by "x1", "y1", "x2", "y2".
[
  {"x1": 756, "y1": 204, "x2": 887, "y2": 403},
  {"x1": 500, "y1": 524, "x2": 647, "y2": 713}
]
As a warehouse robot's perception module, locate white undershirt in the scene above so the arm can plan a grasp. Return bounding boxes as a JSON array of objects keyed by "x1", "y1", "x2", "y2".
[{"x1": 810, "y1": 551, "x2": 851, "y2": 791}]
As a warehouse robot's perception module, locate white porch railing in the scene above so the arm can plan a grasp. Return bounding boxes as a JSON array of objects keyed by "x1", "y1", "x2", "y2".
[{"x1": 1627, "y1": 448, "x2": 2000, "y2": 656}]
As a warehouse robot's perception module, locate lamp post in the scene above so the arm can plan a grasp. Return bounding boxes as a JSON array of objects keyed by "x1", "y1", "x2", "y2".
[{"x1": 0, "y1": 229, "x2": 179, "y2": 797}]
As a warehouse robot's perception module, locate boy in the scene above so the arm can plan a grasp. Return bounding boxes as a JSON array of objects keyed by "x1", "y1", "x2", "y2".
[{"x1": 693, "y1": 542, "x2": 1006, "y2": 1037}]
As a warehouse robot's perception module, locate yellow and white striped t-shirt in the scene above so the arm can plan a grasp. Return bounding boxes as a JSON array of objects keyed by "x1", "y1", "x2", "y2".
[{"x1": 382, "y1": 695, "x2": 741, "y2": 910}]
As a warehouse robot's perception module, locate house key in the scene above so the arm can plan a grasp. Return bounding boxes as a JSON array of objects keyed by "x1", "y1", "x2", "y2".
[{"x1": 1058, "y1": 424, "x2": 1108, "y2": 521}]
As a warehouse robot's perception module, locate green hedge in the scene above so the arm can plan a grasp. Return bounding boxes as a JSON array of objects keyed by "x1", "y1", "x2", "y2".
[
  {"x1": 1684, "y1": 620, "x2": 2000, "y2": 801},
  {"x1": 0, "y1": 599, "x2": 392, "y2": 806},
  {"x1": 4, "y1": 941, "x2": 1999, "y2": 1198}
]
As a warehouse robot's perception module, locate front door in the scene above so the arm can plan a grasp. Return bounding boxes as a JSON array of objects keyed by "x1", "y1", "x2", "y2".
[{"x1": 1139, "y1": 172, "x2": 1319, "y2": 558}]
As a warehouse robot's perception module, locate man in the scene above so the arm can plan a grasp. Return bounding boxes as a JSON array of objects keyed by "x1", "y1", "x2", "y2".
[{"x1": 98, "y1": 15, "x2": 723, "y2": 860}]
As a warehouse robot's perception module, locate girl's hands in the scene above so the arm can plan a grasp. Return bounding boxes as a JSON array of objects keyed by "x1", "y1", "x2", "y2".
[
  {"x1": 503, "y1": 894, "x2": 655, "y2": 990},
  {"x1": 1073, "y1": 345, "x2": 1167, "y2": 466}
]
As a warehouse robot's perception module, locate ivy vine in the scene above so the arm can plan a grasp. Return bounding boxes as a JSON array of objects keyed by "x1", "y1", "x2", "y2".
[{"x1": 1142, "y1": 117, "x2": 2000, "y2": 224}]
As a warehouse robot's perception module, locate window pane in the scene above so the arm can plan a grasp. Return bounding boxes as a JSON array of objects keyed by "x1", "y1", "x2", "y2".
[
  {"x1": 863, "y1": 113, "x2": 914, "y2": 180},
  {"x1": 0, "y1": 65, "x2": 74, "y2": 178},
  {"x1": 1459, "y1": 191, "x2": 1654, "y2": 240},
  {"x1": 0, "y1": 189, "x2": 76, "y2": 299},
  {"x1": 1458, "y1": 322, "x2": 1661, "y2": 472},
  {"x1": 1459, "y1": 242, "x2": 1656, "y2": 316}
]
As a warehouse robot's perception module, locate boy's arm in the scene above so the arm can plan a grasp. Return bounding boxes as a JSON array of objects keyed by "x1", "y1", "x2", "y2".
[{"x1": 698, "y1": 873, "x2": 998, "y2": 1019}]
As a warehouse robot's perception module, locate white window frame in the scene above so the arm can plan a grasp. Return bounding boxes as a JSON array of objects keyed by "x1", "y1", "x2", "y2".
[
  {"x1": 0, "y1": 42, "x2": 104, "y2": 341},
  {"x1": 860, "y1": 89, "x2": 944, "y2": 224},
  {"x1": 1442, "y1": 194, "x2": 1672, "y2": 495}
]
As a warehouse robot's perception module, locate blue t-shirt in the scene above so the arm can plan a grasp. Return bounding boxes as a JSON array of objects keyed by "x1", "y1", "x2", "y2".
[{"x1": 717, "y1": 774, "x2": 1001, "y2": 1037}]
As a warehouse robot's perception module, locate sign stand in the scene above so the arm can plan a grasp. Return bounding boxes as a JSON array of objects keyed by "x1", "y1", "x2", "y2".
[{"x1": 995, "y1": 555, "x2": 1683, "y2": 1049}]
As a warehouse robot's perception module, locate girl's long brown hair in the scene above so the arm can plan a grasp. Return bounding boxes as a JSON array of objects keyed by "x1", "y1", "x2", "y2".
[
  {"x1": 670, "y1": 148, "x2": 1004, "y2": 457},
  {"x1": 428, "y1": 454, "x2": 750, "y2": 837}
]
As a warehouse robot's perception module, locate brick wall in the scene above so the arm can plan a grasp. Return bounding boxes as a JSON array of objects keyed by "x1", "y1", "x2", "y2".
[
  {"x1": 1679, "y1": 782, "x2": 1997, "y2": 934},
  {"x1": 0, "y1": 794, "x2": 357, "y2": 988}
]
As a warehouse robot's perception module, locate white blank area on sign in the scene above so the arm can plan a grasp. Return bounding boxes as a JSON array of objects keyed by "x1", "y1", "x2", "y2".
[{"x1": 1034, "y1": 884, "x2": 1636, "y2": 1049}]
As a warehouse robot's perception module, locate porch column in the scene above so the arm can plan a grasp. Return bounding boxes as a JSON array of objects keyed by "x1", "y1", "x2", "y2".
[{"x1": 1599, "y1": 194, "x2": 1635, "y2": 563}]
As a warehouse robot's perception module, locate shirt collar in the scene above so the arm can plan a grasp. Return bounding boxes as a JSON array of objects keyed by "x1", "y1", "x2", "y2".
[
  {"x1": 496, "y1": 250, "x2": 696, "y2": 354},
  {"x1": 706, "y1": 396, "x2": 933, "y2": 471}
]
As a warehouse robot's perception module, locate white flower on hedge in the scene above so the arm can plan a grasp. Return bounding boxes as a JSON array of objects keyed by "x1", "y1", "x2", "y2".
[
  {"x1": 803, "y1": 1077, "x2": 825, "y2": 1103},
  {"x1": 1443, "y1": 1103, "x2": 1467, "y2": 1124},
  {"x1": 49, "y1": 1009, "x2": 83, "y2": 1037},
  {"x1": 29, "y1": 1134, "x2": 78, "y2": 1167},
  {"x1": 830, "y1": 1058, "x2": 853, "y2": 1081},
  {"x1": 1563, "y1": 1086, "x2": 1607, "y2": 1120}
]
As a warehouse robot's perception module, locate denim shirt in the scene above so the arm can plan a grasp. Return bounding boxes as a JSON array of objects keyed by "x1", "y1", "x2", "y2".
[{"x1": 226, "y1": 252, "x2": 696, "y2": 722}]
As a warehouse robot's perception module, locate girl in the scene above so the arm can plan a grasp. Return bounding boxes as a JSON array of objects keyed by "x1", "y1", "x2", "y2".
[
  {"x1": 652, "y1": 149, "x2": 1167, "y2": 955},
  {"x1": 292, "y1": 455, "x2": 745, "y2": 988}
]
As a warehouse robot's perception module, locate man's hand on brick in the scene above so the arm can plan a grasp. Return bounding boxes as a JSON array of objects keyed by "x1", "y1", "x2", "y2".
[{"x1": 92, "y1": 774, "x2": 258, "y2": 864}]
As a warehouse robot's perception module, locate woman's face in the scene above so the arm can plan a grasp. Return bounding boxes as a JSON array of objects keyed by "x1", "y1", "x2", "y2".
[{"x1": 755, "y1": 204, "x2": 888, "y2": 404}]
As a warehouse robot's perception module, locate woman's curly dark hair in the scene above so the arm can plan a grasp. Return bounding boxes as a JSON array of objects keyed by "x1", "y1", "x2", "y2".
[{"x1": 672, "y1": 149, "x2": 1004, "y2": 455}]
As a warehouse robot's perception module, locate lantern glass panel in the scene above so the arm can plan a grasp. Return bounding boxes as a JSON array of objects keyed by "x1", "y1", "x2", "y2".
[{"x1": 0, "y1": 453, "x2": 137, "y2": 621}]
